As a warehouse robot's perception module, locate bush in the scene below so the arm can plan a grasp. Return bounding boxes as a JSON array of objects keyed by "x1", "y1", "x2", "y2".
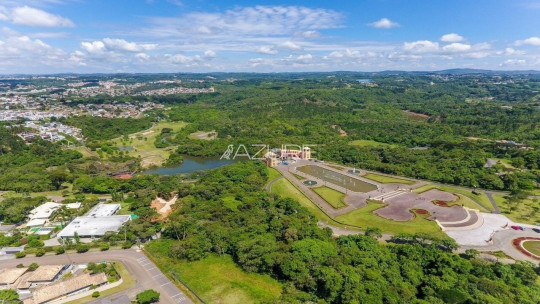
[
  {"x1": 28, "y1": 263, "x2": 39, "y2": 271},
  {"x1": 100, "y1": 243, "x2": 110, "y2": 251},
  {"x1": 55, "y1": 247, "x2": 65, "y2": 255},
  {"x1": 76, "y1": 244, "x2": 89, "y2": 253},
  {"x1": 122, "y1": 241, "x2": 133, "y2": 249},
  {"x1": 92, "y1": 291, "x2": 100, "y2": 298},
  {"x1": 15, "y1": 251, "x2": 26, "y2": 259},
  {"x1": 136, "y1": 289, "x2": 160, "y2": 304},
  {"x1": 35, "y1": 249, "x2": 46, "y2": 257}
]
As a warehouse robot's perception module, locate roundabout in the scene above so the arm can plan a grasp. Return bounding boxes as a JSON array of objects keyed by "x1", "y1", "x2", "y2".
[{"x1": 512, "y1": 237, "x2": 540, "y2": 260}]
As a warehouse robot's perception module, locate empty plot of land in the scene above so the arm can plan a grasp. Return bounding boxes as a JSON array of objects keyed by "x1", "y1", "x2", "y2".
[{"x1": 188, "y1": 130, "x2": 217, "y2": 140}]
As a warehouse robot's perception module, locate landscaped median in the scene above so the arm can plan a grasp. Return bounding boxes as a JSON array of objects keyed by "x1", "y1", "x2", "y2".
[
  {"x1": 311, "y1": 186, "x2": 347, "y2": 209},
  {"x1": 512, "y1": 237, "x2": 540, "y2": 260}
]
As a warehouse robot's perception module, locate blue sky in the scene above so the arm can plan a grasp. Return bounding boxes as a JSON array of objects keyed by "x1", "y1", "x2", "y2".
[{"x1": 0, "y1": 0, "x2": 539, "y2": 73}]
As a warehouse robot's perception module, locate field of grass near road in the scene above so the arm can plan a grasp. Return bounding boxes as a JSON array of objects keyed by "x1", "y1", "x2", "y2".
[
  {"x1": 413, "y1": 184, "x2": 494, "y2": 212},
  {"x1": 336, "y1": 202, "x2": 446, "y2": 238},
  {"x1": 111, "y1": 121, "x2": 187, "y2": 168},
  {"x1": 266, "y1": 167, "x2": 281, "y2": 186},
  {"x1": 312, "y1": 186, "x2": 347, "y2": 209},
  {"x1": 495, "y1": 194, "x2": 539, "y2": 225},
  {"x1": 348, "y1": 139, "x2": 396, "y2": 148},
  {"x1": 270, "y1": 178, "x2": 354, "y2": 230},
  {"x1": 64, "y1": 262, "x2": 135, "y2": 304},
  {"x1": 362, "y1": 173, "x2": 415, "y2": 185},
  {"x1": 145, "y1": 241, "x2": 282, "y2": 304},
  {"x1": 522, "y1": 241, "x2": 540, "y2": 256}
]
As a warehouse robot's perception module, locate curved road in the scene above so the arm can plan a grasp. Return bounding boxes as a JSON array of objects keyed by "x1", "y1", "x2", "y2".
[{"x1": 0, "y1": 249, "x2": 193, "y2": 304}]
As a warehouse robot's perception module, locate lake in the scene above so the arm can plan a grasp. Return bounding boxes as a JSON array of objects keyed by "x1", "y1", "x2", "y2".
[{"x1": 143, "y1": 155, "x2": 237, "y2": 175}]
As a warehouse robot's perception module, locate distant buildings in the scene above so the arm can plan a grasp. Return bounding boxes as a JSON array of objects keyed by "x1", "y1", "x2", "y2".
[{"x1": 28, "y1": 202, "x2": 62, "y2": 221}]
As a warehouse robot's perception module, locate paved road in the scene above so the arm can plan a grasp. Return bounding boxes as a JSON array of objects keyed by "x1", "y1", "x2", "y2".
[
  {"x1": 485, "y1": 191, "x2": 501, "y2": 213},
  {"x1": 0, "y1": 250, "x2": 193, "y2": 304},
  {"x1": 265, "y1": 176, "x2": 282, "y2": 192}
]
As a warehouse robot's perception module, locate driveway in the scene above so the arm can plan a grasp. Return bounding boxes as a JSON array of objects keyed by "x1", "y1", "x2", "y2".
[{"x1": 0, "y1": 249, "x2": 193, "y2": 304}]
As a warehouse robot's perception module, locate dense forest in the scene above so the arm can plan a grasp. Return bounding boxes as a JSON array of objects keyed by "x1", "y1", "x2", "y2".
[{"x1": 147, "y1": 161, "x2": 540, "y2": 304}]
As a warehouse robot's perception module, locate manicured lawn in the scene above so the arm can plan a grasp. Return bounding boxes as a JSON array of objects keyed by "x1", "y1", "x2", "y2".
[
  {"x1": 522, "y1": 241, "x2": 540, "y2": 256},
  {"x1": 495, "y1": 194, "x2": 539, "y2": 225},
  {"x1": 413, "y1": 184, "x2": 494, "y2": 212},
  {"x1": 336, "y1": 202, "x2": 446, "y2": 238},
  {"x1": 266, "y1": 168, "x2": 281, "y2": 186},
  {"x1": 292, "y1": 173, "x2": 306, "y2": 180},
  {"x1": 348, "y1": 139, "x2": 395, "y2": 148},
  {"x1": 312, "y1": 186, "x2": 347, "y2": 209},
  {"x1": 145, "y1": 241, "x2": 282, "y2": 304},
  {"x1": 111, "y1": 121, "x2": 187, "y2": 168},
  {"x1": 270, "y1": 178, "x2": 354, "y2": 230},
  {"x1": 64, "y1": 262, "x2": 135, "y2": 304},
  {"x1": 363, "y1": 173, "x2": 415, "y2": 185}
]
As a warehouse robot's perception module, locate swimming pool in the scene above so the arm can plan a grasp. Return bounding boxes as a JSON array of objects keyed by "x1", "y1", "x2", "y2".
[{"x1": 296, "y1": 165, "x2": 377, "y2": 193}]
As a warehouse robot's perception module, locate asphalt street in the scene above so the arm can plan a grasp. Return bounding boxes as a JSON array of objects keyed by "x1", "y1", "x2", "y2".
[{"x1": 0, "y1": 249, "x2": 193, "y2": 304}]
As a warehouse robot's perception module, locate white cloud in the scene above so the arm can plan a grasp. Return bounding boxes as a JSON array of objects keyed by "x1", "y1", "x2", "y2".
[
  {"x1": 10, "y1": 6, "x2": 74, "y2": 27},
  {"x1": 327, "y1": 49, "x2": 362, "y2": 59},
  {"x1": 81, "y1": 41, "x2": 106, "y2": 54},
  {"x1": 442, "y1": 43, "x2": 471, "y2": 52},
  {"x1": 0, "y1": 6, "x2": 8, "y2": 21},
  {"x1": 204, "y1": 50, "x2": 216, "y2": 58},
  {"x1": 516, "y1": 36, "x2": 540, "y2": 46},
  {"x1": 258, "y1": 46, "x2": 278, "y2": 55},
  {"x1": 500, "y1": 59, "x2": 526, "y2": 66},
  {"x1": 403, "y1": 40, "x2": 439, "y2": 53},
  {"x1": 368, "y1": 18, "x2": 399, "y2": 29},
  {"x1": 135, "y1": 53, "x2": 150, "y2": 61},
  {"x1": 440, "y1": 33, "x2": 464, "y2": 42},
  {"x1": 103, "y1": 38, "x2": 156, "y2": 52},
  {"x1": 279, "y1": 41, "x2": 302, "y2": 51}
]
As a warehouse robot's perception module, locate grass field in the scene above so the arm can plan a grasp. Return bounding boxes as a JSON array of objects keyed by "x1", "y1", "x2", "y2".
[
  {"x1": 348, "y1": 140, "x2": 395, "y2": 148},
  {"x1": 413, "y1": 184, "x2": 494, "y2": 212},
  {"x1": 64, "y1": 262, "x2": 135, "y2": 304},
  {"x1": 495, "y1": 194, "x2": 539, "y2": 225},
  {"x1": 522, "y1": 241, "x2": 540, "y2": 256},
  {"x1": 270, "y1": 178, "x2": 353, "y2": 230},
  {"x1": 292, "y1": 173, "x2": 306, "y2": 180},
  {"x1": 363, "y1": 173, "x2": 415, "y2": 185},
  {"x1": 145, "y1": 241, "x2": 282, "y2": 304},
  {"x1": 266, "y1": 168, "x2": 282, "y2": 186},
  {"x1": 111, "y1": 121, "x2": 187, "y2": 168},
  {"x1": 312, "y1": 186, "x2": 347, "y2": 209},
  {"x1": 336, "y1": 202, "x2": 446, "y2": 238}
]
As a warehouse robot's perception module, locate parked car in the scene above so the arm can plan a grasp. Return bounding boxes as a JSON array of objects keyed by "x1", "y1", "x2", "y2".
[
  {"x1": 519, "y1": 226, "x2": 526, "y2": 231},
  {"x1": 532, "y1": 228, "x2": 540, "y2": 233},
  {"x1": 510, "y1": 225, "x2": 520, "y2": 230}
]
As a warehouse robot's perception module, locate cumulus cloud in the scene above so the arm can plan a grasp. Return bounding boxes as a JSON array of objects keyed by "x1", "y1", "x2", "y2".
[
  {"x1": 10, "y1": 6, "x2": 74, "y2": 27},
  {"x1": 81, "y1": 38, "x2": 157, "y2": 54},
  {"x1": 327, "y1": 49, "x2": 362, "y2": 59},
  {"x1": 279, "y1": 41, "x2": 302, "y2": 51},
  {"x1": 516, "y1": 36, "x2": 540, "y2": 46},
  {"x1": 500, "y1": 59, "x2": 526, "y2": 66},
  {"x1": 403, "y1": 40, "x2": 439, "y2": 53},
  {"x1": 442, "y1": 43, "x2": 471, "y2": 52},
  {"x1": 440, "y1": 33, "x2": 464, "y2": 42},
  {"x1": 368, "y1": 18, "x2": 399, "y2": 29},
  {"x1": 258, "y1": 46, "x2": 278, "y2": 55}
]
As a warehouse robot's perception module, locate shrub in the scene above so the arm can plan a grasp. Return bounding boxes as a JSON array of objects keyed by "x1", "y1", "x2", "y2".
[
  {"x1": 92, "y1": 291, "x2": 100, "y2": 298},
  {"x1": 122, "y1": 241, "x2": 133, "y2": 249},
  {"x1": 136, "y1": 289, "x2": 160, "y2": 304},
  {"x1": 76, "y1": 244, "x2": 89, "y2": 253},
  {"x1": 55, "y1": 247, "x2": 65, "y2": 255},
  {"x1": 100, "y1": 243, "x2": 110, "y2": 251},
  {"x1": 28, "y1": 263, "x2": 39, "y2": 271},
  {"x1": 15, "y1": 251, "x2": 26, "y2": 259},
  {"x1": 35, "y1": 249, "x2": 46, "y2": 257}
]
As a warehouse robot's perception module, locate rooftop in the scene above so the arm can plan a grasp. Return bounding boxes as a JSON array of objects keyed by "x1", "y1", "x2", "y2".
[
  {"x1": 0, "y1": 267, "x2": 28, "y2": 284},
  {"x1": 57, "y1": 215, "x2": 130, "y2": 238},
  {"x1": 29, "y1": 272, "x2": 108, "y2": 304},
  {"x1": 29, "y1": 202, "x2": 62, "y2": 220},
  {"x1": 27, "y1": 265, "x2": 66, "y2": 282},
  {"x1": 88, "y1": 204, "x2": 121, "y2": 217}
]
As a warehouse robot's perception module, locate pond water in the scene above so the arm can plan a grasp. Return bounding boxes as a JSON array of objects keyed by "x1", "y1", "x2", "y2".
[
  {"x1": 143, "y1": 155, "x2": 237, "y2": 175},
  {"x1": 118, "y1": 146, "x2": 133, "y2": 151},
  {"x1": 297, "y1": 165, "x2": 377, "y2": 193}
]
